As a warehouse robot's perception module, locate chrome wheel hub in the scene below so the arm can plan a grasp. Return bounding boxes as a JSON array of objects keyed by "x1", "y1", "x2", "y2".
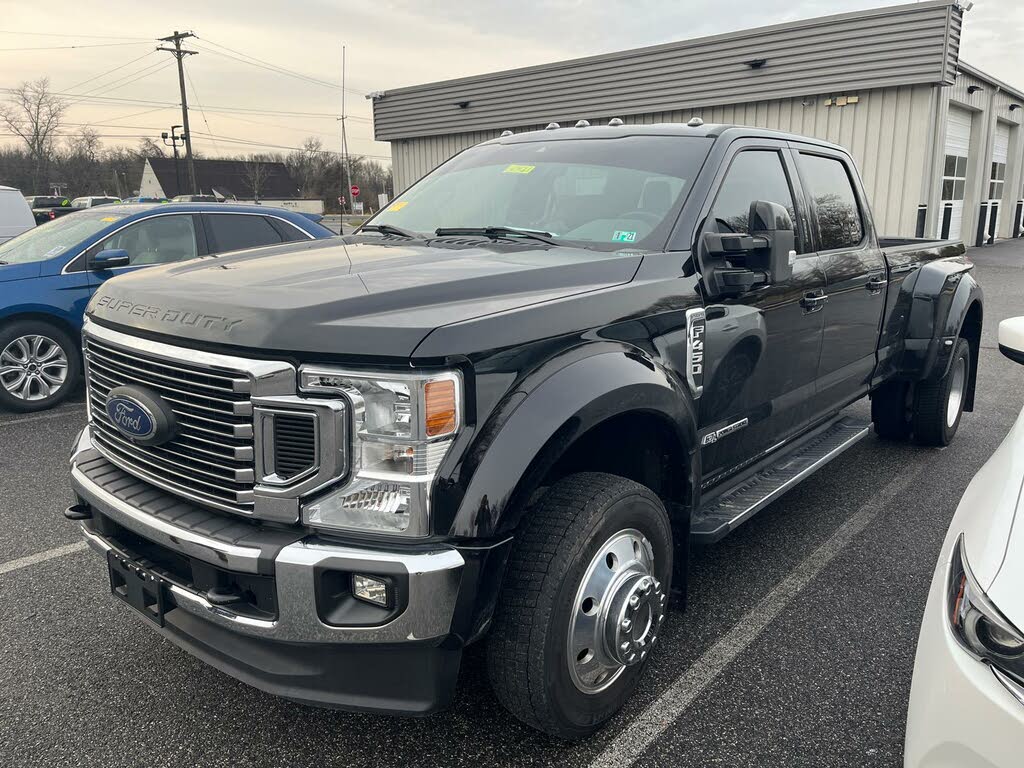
[
  {"x1": 567, "y1": 528, "x2": 665, "y2": 694},
  {"x1": 0, "y1": 334, "x2": 69, "y2": 401},
  {"x1": 946, "y1": 355, "x2": 966, "y2": 429}
]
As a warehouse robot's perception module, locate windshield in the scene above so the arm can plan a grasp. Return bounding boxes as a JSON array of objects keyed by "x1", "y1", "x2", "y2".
[
  {"x1": 0, "y1": 210, "x2": 127, "y2": 264},
  {"x1": 369, "y1": 135, "x2": 711, "y2": 251}
]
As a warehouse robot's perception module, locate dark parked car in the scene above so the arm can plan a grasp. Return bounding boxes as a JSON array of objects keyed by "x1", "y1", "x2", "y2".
[
  {"x1": 67, "y1": 123, "x2": 981, "y2": 739},
  {"x1": 0, "y1": 203, "x2": 335, "y2": 411},
  {"x1": 24, "y1": 195, "x2": 75, "y2": 224}
]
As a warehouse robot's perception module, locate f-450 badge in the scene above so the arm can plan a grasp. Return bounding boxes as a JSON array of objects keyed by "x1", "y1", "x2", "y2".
[{"x1": 685, "y1": 307, "x2": 705, "y2": 398}]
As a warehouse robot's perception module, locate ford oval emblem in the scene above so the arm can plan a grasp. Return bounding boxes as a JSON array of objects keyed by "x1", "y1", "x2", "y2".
[{"x1": 106, "y1": 395, "x2": 157, "y2": 440}]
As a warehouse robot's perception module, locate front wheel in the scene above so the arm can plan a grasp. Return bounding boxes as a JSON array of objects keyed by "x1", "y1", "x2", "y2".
[
  {"x1": 486, "y1": 472, "x2": 673, "y2": 739},
  {"x1": 0, "y1": 320, "x2": 80, "y2": 412}
]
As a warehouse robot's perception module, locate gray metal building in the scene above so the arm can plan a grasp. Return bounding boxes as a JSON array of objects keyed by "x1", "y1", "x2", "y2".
[{"x1": 370, "y1": 0, "x2": 1023, "y2": 244}]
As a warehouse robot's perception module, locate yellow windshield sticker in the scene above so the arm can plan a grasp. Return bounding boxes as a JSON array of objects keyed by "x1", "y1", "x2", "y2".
[
  {"x1": 100, "y1": 216, "x2": 122, "y2": 222},
  {"x1": 388, "y1": 201, "x2": 409, "y2": 212},
  {"x1": 503, "y1": 164, "x2": 535, "y2": 174}
]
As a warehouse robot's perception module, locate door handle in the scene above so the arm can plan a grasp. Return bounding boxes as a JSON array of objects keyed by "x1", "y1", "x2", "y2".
[
  {"x1": 800, "y1": 292, "x2": 828, "y2": 312},
  {"x1": 866, "y1": 276, "x2": 887, "y2": 292}
]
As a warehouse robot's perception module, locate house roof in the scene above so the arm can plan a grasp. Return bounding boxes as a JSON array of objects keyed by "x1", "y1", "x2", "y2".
[{"x1": 146, "y1": 157, "x2": 300, "y2": 199}]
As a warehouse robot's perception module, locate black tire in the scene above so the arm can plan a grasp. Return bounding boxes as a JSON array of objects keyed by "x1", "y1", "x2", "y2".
[
  {"x1": 912, "y1": 337, "x2": 971, "y2": 447},
  {"x1": 871, "y1": 380, "x2": 912, "y2": 441},
  {"x1": 486, "y1": 472, "x2": 673, "y2": 739},
  {"x1": 0, "y1": 320, "x2": 80, "y2": 413}
]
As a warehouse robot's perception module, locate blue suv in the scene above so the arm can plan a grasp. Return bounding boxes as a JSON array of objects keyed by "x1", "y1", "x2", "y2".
[{"x1": 0, "y1": 203, "x2": 334, "y2": 411}]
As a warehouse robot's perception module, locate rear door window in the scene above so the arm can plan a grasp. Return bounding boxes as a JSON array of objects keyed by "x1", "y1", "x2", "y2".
[
  {"x1": 798, "y1": 154, "x2": 864, "y2": 250},
  {"x1": 205, "y1": 214, "x2": 285, "y2": 253}
]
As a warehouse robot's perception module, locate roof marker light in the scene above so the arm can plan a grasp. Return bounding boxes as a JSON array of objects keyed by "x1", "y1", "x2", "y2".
[
  {"x1": 608, "y1": 118, "x2": 624, "y2": 127},
  {"x1": 545, "y1": 122, "x2": 560, "y2": 130},
  {"x1": 687, "y1": 117, "x2": 705, "y2": 127},
  {"x1": 574, "y1": 119, "x2": 590, "y2": 128},
  {"x1": 500, "y1": 130, "x2": 514, "y2": 137}
]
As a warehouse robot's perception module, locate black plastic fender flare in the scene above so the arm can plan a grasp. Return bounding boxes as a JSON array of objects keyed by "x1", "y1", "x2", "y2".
[
  {"x1": 898, "y1": 260, "x2": 983, "y2": 394},
  {"x1": 442, "y1": 342, "x2": 699, "y2": 540}
]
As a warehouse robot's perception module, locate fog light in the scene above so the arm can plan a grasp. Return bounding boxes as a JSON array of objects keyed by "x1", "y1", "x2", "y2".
[{"x1": 352, "y1": 574, "x2": 391, "y2": 608}]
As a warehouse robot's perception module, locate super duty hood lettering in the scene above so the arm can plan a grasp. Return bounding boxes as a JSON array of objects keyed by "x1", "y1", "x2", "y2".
[{"x1": 94, "y1": 295, "x2": 244, "y2": 332}]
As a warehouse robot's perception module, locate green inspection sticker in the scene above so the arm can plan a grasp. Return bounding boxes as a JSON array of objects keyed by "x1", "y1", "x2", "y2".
[
  {"x1": 503, "y1": 164, "x2": 536, "y2": 174},
  {"x1": 612, "y1": 230, "x2": 638, "y2": 242}
]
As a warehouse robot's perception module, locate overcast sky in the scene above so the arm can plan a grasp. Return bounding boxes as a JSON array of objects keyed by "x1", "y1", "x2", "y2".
[{"x1": 0, "y1": 0, "x2": 1020, "y2": 163}]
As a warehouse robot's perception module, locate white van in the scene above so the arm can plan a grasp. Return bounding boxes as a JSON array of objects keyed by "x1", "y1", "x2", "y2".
[{"x1": 0, "y1": 186, "x2": 35, "y2": 244}]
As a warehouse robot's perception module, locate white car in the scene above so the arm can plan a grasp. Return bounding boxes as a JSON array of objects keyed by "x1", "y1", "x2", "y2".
[
  {"x1": 0, "y1": 185, "x2": 34, "y2": 245},
  {"x1": 905, "y1": 316, "x2": 1024, "y2": 767}
]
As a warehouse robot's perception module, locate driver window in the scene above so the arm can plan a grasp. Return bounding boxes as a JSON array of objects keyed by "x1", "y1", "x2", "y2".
[
  {"x1": 712, "y1": 150, "x2": 800, "y2": 251},
  {"x1": 98, "y1": 215, "x2": 198, "y2": 265}
]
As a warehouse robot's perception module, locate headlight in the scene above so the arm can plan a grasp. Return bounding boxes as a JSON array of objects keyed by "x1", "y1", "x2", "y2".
[
  {"x1": 947, "y1": 534, "x2": 1024, "y2": 681},
  {"x1": 298, "y1": 367, "x2": 462, "y2": 537}
]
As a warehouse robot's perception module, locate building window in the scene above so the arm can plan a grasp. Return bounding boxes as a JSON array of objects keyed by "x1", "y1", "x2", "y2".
[
  {"x1": 989, "y1": 162, "x2": 1006, "y2": 200},
  {"x1": 942, "y1": 154, "x2": 968, "y2": 202}
]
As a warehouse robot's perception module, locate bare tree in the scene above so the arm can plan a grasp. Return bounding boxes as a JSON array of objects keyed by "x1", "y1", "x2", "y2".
[
  {"x1": 0, "y1": 78, "x2": 66, "y2": 189},
  {"x1": 242, "y1": 154, "x2": 271, "y2": 202},
  {"x1": 136, "y1": 137, "x2": 166, "y2": 158}
]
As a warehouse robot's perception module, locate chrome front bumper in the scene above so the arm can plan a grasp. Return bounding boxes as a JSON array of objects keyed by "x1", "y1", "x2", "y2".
[{"x1": 72, "y1": 426, "x2": 465, "y2": 645}]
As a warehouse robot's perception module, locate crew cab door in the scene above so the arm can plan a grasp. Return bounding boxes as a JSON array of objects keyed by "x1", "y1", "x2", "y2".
[
  {"x1": 791, "y1": 147, "x2": 887, "y2": 419},
  {"x1": 694, "y1": 141, "x2": 827, "y2": 485}
]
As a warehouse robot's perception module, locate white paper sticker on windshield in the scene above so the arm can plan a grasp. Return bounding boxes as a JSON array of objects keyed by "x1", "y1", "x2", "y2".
[{"x1": 44, "y1": 246, "x2": 67, "y2": 256}]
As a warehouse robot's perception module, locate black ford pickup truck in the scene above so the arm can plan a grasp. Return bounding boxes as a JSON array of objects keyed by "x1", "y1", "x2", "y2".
[{"x1": 67, "y1": 122, "x2": 982, "y2": 739}]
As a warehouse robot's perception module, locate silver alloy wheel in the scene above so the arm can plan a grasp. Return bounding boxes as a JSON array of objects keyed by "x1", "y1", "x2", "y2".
[
  {"x1": 0, "y1": 334, "x2": 69, "y2": 401},
  {"x1": 946, "y1": 355, "x2": 967, "y2": 429},
  {"x1": 567, "y1": 528, "x2": 666, "y2": 694}
]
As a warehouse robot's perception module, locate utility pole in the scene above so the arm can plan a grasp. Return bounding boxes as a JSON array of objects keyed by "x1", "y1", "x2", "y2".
[
  {"x1": 157, "y1": 31, "x2": 198, "y2": 194},
  {"x1": 340, "y1": 45, "x2": 353, "y2": 215},
  {"x1": 161, "y1": 125, "x2": 185, "y2": 196}
]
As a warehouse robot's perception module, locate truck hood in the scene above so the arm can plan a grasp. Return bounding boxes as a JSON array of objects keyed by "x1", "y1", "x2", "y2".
[{"x1": 86, "y1": 237, "x2": 641, "y2": 358}]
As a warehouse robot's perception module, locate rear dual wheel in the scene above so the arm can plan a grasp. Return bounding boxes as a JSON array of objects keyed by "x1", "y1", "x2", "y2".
[
  {"x1": 871, "y1": 337, "x2": 970, "y2": 447},
  {"x1": 487, "y1": 472, "x2": 673, "y2": 739}
]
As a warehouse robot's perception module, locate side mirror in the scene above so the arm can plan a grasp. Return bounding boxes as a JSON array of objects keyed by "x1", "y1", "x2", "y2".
[
  {"x1": 701, "y1": 200, "x2": 796, "y2": 297},
  {"x1": 88, "y1": 248, "x2": 130, "y2": 270},
  {"x1": 999, "y1": 317, "x2": 1024, "y2": 365}
]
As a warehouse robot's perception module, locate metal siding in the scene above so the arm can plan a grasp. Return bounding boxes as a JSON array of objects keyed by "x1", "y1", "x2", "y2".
[
  {"x1": 372, "y1": 1, "x2": 960, "y2": 141},
  {"x1": 390, "y1": 84, "x2": 934, "y2": 235}
]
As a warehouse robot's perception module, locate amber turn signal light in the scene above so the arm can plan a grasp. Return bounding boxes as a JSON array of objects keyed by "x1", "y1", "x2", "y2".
[{"x1": 424, "y1": 379, "x2": 457, "y2": 437}]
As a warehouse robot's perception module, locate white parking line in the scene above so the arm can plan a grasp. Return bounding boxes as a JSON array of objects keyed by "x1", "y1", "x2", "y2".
[
  {"x1": 590, "y1": 458, "x2": 928, "y2": 767},
  {"x1": 0, "y1": 406, "x2": 85, "y2": 428},
  {"x1": 0, "y1": 542, "x2": 87, "y2": 576}
]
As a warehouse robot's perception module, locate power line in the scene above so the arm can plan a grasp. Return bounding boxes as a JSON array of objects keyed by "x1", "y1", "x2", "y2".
[
  {"x1": 0, "y1": 41, "x2": 149, "y2": 52},
  {"x1": 63, "y1": 50, "x2": 157, "y2": 94},
  {"x1": 184, "y1": 67, "x2": 220, "y2": 154},
  {"x1": 0, "y1": 85, "x2": 372, "y2": 121},
  {"x1": 0, "y1": 30, "x2": 151, "y2": 41},
  {"x1": 196, "y1": 36, "x2": 363, "y2": 96},
  {"x1": 69, "y1": 60, "x2": 173, "y2": 102},
  {"x1": 189, "y1": 130, "x2": 392, "y2": 162}
]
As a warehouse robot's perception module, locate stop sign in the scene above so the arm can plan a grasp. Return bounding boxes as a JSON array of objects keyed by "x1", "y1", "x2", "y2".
[{"x1": 350, "y1": 185, "x2": 360, "y2": 197}]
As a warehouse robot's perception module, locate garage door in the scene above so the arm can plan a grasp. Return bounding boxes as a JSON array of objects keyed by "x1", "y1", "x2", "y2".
[
  {"x1": 941, "y1": 108, "x2": 973, "y2": 239},
  {"x1": 985, "y1": 123, "x2": 1010, "y2": 239}
]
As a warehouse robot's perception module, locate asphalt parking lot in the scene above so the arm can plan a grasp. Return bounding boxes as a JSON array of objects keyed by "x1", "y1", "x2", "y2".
[{"x1": 1, "y1": 239, "x2": 1022, "y2": 767}]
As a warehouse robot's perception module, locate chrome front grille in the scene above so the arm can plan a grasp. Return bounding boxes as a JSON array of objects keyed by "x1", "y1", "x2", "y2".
[{"x1": 85, "y1": 334, "x2": 260, "y2": 515}]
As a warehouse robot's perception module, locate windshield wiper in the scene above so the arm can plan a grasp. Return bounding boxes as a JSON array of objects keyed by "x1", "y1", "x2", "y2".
[
  {"x1": 357, "y1": 223, "x2": 420, "y2": 238},
  {"x1": 434, "y1": 226, "x2": 559, "y2": 246}
]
